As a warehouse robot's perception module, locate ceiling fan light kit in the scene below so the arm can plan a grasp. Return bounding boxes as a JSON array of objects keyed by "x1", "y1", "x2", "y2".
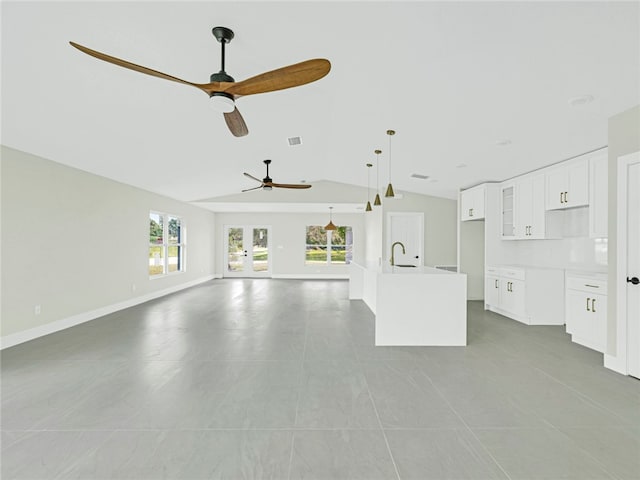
[
  {"x1": 69, "y1": 26, "x2": 331, "y2": 138},
  {"x1": 211, "y1": 93, "x2": 235, "y2": 113}
]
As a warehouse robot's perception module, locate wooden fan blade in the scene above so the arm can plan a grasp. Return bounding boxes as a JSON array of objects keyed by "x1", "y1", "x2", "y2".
[
  {"x1": 243, "y1": 172, "x2": 263, "y2": 183},
  {"x1": 224, "y1": 108, "x2": 249, "y2": 137},
  {"x1": 271, "y1": 183, "x2": 312, "y2": 189},
  {"x1": 224, "y1": 59, "x2": 331, "y2": 96},
  {"x1": 69, "y1": 41, "x2": 211, "y2": 94},
  {"x1": 242, "y1": 185, "x2": 263, "y2": 192}
]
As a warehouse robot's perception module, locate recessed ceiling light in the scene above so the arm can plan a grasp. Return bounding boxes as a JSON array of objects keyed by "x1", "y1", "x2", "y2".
[
  {"x1": 495, "y1": 139, "x2": 512, "y2": 146},
  {"x1": 287, "y1": 136, "x2": 302, "y2": 146},
  {"x1": 410, "y1": 173, "x2": 430, "y2": 180},
  {"x1": 456, "y1": 163, "x2": 467, "y2": 168},
  {"x1": 568, "y1": 95, "x2": 594, "y2": 107}
]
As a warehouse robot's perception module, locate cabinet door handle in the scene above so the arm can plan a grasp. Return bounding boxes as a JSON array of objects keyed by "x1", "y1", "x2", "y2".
[
  {"x1": 495, "y1": 279, "x2": 498, "y2": 288},
  {"x1": 560, "y1": 191, "x2": 564, "y2": 204},
  {"x1": 591, "y1": 298, "x2": 596, "y2": 313},
  {"x1": 586, "y1": 297, "x2": 591, "y2": 311},
  {"x1": 565, "y1": 191, "x2": 568, "y2": 204},
  {"x1": 470, "y1": 208, "x2": 473, "y2": 217}
]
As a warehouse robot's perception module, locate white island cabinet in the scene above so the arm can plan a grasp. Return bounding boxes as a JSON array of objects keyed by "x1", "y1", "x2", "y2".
[{"x1": 349, "y1": 263, "x2": 467, "y2": 346}]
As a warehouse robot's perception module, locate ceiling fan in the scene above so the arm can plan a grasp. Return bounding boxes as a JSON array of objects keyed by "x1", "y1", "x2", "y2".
[
  {"x1": 69, "y1": 26, "x2": 331, "y2": 137},
  {"x1": 243, "y1": 159, "x2": 311, "y2": 192}
]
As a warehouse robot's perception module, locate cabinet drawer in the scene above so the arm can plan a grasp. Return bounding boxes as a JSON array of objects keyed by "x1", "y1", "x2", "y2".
[
  {"x1": 501, "y1": 268, "x2": 526, "y2": 281},
  {"x1": 566, "y1": 276, "x2": 607, "y2": 294}
]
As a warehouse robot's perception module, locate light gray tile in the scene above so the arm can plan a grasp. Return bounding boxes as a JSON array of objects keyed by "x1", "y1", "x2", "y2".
[
  {"x1": 473, "y1": 427, "x2": 616, "y2": 479},
  {"x1": 363, "y1": 361, "x2": 463, "y2": 428},
  {"x1": 303, "y1": 327, "x2": 357, "y2": 361},
  {"x1": 385, "y1": 428, "x2": 507, "y2": 480},
  {"x1": 558, "y1": 427, "x2": 640, "y2": 480},
  {"x1": 295, "y1": 361, "x2": 379, "y2": 428},
  {"x1": 0, "y1": 430, "x2": 112, "y2": 480},
  {"x1": 54, "y1": 430, "x2": 293, "y2": 480},
  {"x1": 289, "y1": 429, "x2": 397, "y2": 480}
]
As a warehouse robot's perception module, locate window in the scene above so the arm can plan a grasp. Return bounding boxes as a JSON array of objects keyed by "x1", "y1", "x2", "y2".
[
  {"x1": 149, "y1": 212, "x2": 185, "y2": 276},
  {"x1": 305, "y1": 226, "x2": 353, "y2": 265}
]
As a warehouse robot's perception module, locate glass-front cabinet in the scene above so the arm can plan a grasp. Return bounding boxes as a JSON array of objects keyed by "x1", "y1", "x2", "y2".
[{"x1": 501, "y1": 184, "x2": 515, "y2": 239}]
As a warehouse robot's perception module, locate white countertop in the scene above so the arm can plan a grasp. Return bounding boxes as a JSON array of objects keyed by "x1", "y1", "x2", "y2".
[{"x1": 352, "y1": 262, "x2": 461, "y2": 275}]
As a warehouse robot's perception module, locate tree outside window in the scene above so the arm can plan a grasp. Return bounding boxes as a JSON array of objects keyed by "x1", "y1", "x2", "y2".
[{"x1": 305, "y1": 226, "x2": 353, "y2": 265}]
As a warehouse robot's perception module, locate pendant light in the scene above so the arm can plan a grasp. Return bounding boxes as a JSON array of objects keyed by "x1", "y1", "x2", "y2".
[
  {"x1": 365, "y1": 163, "x2": 373, "y2": 211},
  {"x1": 324, "y1": 206, "x2": 337, "y2": 231},
  {"x1": 374, "y1": 149, "x2": 382, "y2": 206},
  {"x1": 385, "y1": 129, "x2": 396, "y2": 198}
]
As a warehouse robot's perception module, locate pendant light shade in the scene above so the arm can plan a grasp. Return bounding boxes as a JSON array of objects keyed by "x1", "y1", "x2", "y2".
[
  {"x1": 374, "y1": 149, "x2": 382, "y2": 206},
  {"x1": 324, "y1": 206, "x2": 337, "y2": 231},
  {"x1": 385, "y1": 129, "x2": 396, "y2": 198},
  {"x1": 365, "y1": 163, "x2": 373, "y2": 212}
]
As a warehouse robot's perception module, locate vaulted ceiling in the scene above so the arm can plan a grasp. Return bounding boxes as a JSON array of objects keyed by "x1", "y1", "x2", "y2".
[{"x1": 2, "y1": 1, "x2": 638, "y2": 202}]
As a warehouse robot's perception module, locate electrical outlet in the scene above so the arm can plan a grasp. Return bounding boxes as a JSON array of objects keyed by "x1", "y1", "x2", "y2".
[{"x1": 34, "y1": 305, "x2": 41, "y2": 315}]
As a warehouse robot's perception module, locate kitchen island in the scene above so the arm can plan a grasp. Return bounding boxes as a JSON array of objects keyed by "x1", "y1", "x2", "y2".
[{"x1": 349, "y1": 262, "x2": 467, "y2": 346}]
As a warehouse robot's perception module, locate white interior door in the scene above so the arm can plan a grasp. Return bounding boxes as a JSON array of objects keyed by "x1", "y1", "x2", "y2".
[
  {"x1": 224, "y1": 225, "x2": 271, "y2": 277},
  {"x1": 626, "y1": 161, "x2": 640, "y2": 378},
  {"x1": 387, "y1": 212, "x2": 424, "y2": 266}
]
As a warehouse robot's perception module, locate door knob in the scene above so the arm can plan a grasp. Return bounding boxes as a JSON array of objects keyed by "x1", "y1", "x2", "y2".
[{"x1": 628, "y1": 276, "x2": 640, "y2": 285}]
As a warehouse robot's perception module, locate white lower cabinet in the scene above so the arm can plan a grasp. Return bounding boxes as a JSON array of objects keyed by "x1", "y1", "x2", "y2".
[
  {"x1": 565, "y1": 273, "x2": 607, "y2": 352},
  {"x1": 485, "y1": 266, "x2": 564, "y2": 325}
]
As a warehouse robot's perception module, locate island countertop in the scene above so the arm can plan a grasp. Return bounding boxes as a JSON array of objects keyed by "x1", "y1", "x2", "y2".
[{"x1": 353, "y1": 262, "x2": 460, "y2": 275}]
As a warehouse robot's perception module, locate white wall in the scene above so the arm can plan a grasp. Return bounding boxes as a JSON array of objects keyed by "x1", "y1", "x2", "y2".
[
  {"x1": 1, "y1": 146, "x2": 216, "y2": 342},
  {"x1": 214, "y1": 212, "x2": 364, "y2": 277},
  {"x1": 382, "y1": 192, "x2": 457, "y2": 267}
]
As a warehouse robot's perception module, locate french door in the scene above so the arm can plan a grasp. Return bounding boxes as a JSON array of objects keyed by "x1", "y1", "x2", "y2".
[{"x1": 224, "y1": 225, "x2": 271, "y2": 277}]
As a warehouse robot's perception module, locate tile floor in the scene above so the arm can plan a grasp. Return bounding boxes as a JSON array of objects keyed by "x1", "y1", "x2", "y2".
[{"x1": 1, "y1": 279, "x2": 639, "y2": 479}]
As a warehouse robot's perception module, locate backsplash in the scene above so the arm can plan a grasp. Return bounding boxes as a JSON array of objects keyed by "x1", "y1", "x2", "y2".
[{"x1": 496, "y1": 207, "x2": 607, "y2": 272}]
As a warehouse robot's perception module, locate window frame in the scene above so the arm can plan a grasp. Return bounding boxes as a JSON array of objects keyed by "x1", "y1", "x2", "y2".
[
  {"x1": 304, "y1": 225, "x2": 353, "y2": 266},
  {"x1": 149, "y1": 211, "x2": 186, "y2": 278}
]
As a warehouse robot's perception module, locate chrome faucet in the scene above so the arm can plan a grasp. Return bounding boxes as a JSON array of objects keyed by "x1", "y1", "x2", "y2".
[{"x1": 390, "y1": 241, "x2": 405, "y2": 266}]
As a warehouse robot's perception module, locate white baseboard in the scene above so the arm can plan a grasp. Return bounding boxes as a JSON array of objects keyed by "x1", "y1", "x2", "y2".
[
  {"x1": 604, "y1": 353, "x2": 628, "y2": 375},
  {"x1": 271, "y1": 274, "x2": 349, "y2": 280},
  {"x1": 1, "y1": 275, "x2": 216, "y2": 350}
]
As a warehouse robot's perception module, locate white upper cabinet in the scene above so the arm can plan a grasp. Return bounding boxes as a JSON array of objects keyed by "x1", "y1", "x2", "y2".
[
  {"x1": 460, "y1": 185, "x2": 486, "y2": 221},
  {"x1": 515, "y1": 174, "x2": 547, "y2": 239},
  {"x1": 589, "y1": 149, "x2": 608, "y2": 238},
  {"x1": 545, "y1": 157, "x2": 589, "y2": 210},
  {"x1": 501, "y1": 184, "x2": 515, "y2": 239}
]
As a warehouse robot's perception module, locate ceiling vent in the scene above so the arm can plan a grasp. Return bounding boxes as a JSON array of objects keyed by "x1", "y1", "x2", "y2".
[
  {"x1": 287, "y1": 136, "x2": 302, "y2": 146},
  {"x1": 410, "y1": 173, "x2": 430, "y2": 180}
]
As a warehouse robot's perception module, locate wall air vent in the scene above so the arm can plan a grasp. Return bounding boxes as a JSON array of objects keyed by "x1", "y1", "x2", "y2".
[
  {"x1": 410, "y1": 173, "x2": 430, "y2": 180},
  {"x1": 287, "y1": 136, "x2": 302, "y2": 146}
]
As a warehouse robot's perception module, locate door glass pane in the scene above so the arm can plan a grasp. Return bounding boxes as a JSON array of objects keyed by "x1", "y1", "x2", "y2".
[
  {"x1": 253, "y1": 228, "x2": 269, "y2": 272},
  {"x1": 227, "y1": 228, "x2": 244, "y2": 272}
]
